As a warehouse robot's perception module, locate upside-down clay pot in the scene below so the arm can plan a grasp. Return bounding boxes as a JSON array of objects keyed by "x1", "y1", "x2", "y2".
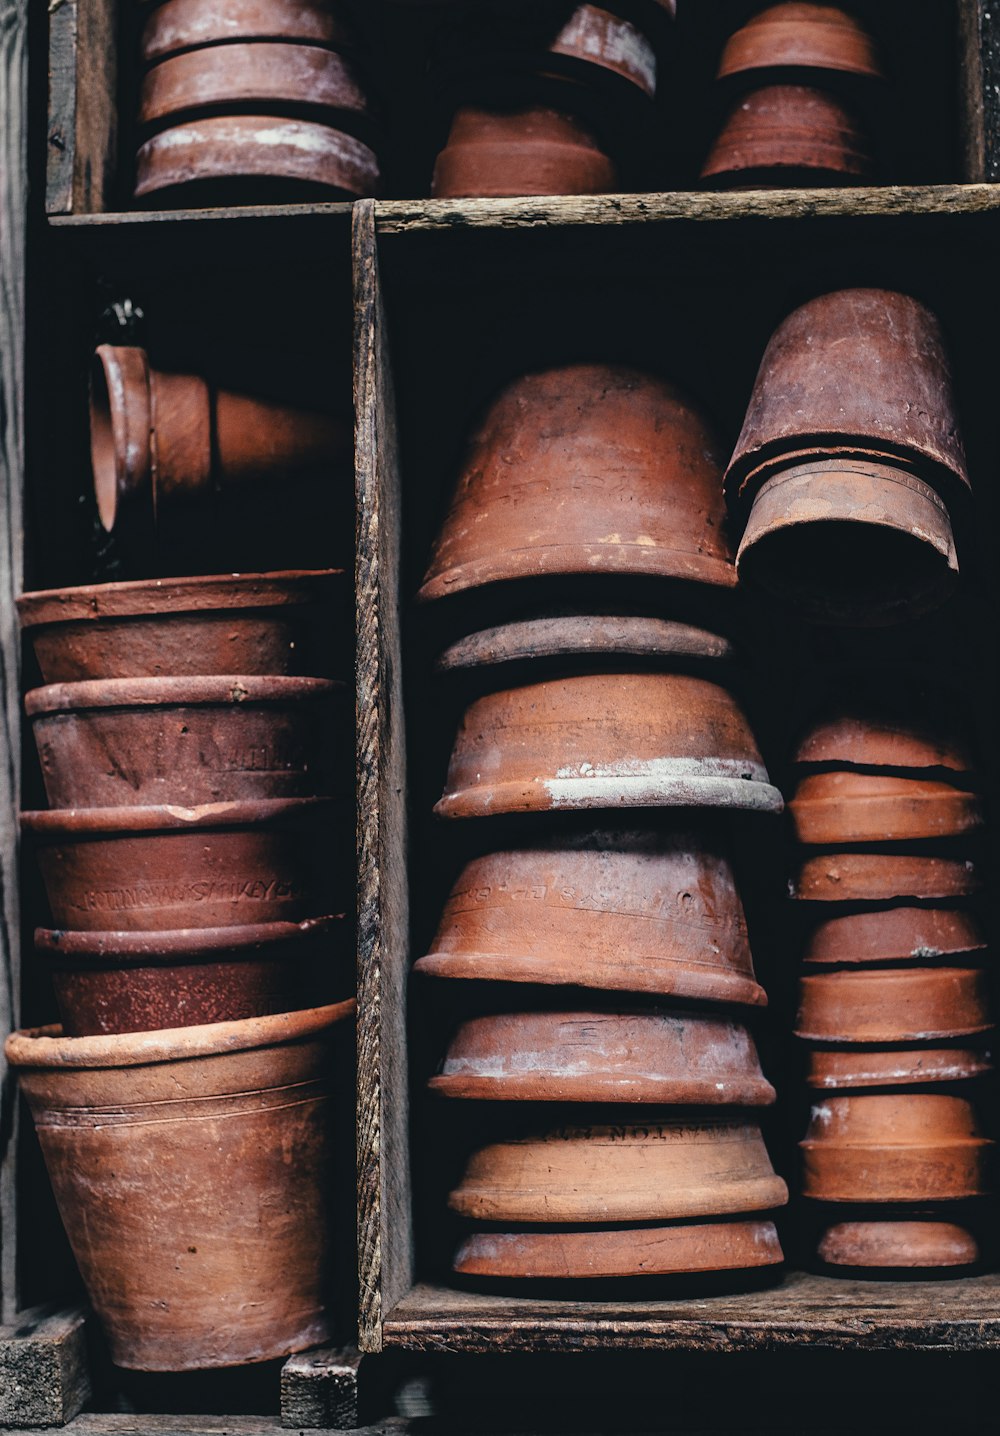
[
  {"x1": 449, "y1": 1117, "x2": 789, "y2": 1222},
  {"x1": 4, "y1": 1002, "x2": 354, "y2": 1370},
  {"x1": 141, "y1": 0, "x2": 357, "y2": 63},
  {"x1": 545, "y1": 5, "x2": 659, "y2": 96},
  {"x1": 788, "y1": 772, "x2": 983, "y2": 845},
  {"x1": 430, "y1": 1009, "x2": 775, "y2": 1104},
  {"x1": 717, "y1": 3, "x2": 882, "y2": 82},
  {"x1": 414, "y1": 829, "x2": 766, "y2": 1005},
  {"x1": 18, "y1": 571, "x2": 342, "y2": 683},
  {"x1": 796, "y1": 967, "x2": 992, "y2": 1044},
  {"x1": 792, "y1": 689, "x2": 975, "y2": 774},
  {"x1": 806, "y1": 1045, "x2": 992, "y2": 1090},
  {"x1": 802, "y1": 906, "x2": 987, "y2": 966},
  {"x1": 791, "y1": 852, "x2": 979, "y2": 904},
  {"x1": 817, "y1": 1218, "x2": 981, "y2": 1270},
  {"x1": 418, "y1": 365, "x2": 735, "y2": 602},
  {"x1": 800, "y1": 1093, "x2": 993, "y2": 1202},
  {"x1": 701, "y1": 85, "x2": 874, "y2": 189},
  {"x1": 431, "y1": 105, "x2": 617, "y2": 199}
]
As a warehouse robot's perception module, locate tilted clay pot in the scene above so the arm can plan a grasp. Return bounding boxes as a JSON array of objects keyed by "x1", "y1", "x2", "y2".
[
  {"x1": 414, "y1": 829, "x2": 766, "y2": 1006},
  {"x1": 546, "y1": 5, "x2": 659, "y2": 97},
  {"x1": 432, "y1": 105, "x2": 617, "y2": 199},
  {"x1": 453, "y1": 1218, "x2": 783, "y2": 1280},
  {"x1": 18, "y1": 571, "x2": 342, "y2": 683},
  {"x1": 791, "y1": 852, "x2": 979, "y2": 904},
  {"x1": 807, "y1": 1045, "x2": 992, "y2": 1091},
  {"x1": 5, "y1": 1002, "x2": 354, "y2": 1370},
  {"x1": 800, "y1": 1093, "x2": 993, "y2": 1202},
  {"x1": 418, "y1": 365, "x2": 735, "y2": 603},
  {"x1": 23, "y1": 797, "x2": 346, "y2": 932},
  {"x1": 437, "y1": 616, "x2": 734, "y2": 673},
  {"x1": 817, "y1": 1218, "x2": 980, "y2": 1270},
  {"x1": 449, "y1": 1117, "x2": 789, "y2": 1222},
  {"x1": 141, "y1": 0, "x2": 357, "y2": 64},
  {"x1": 803, "y1": 905, "x2": 987, "y2": 966},
  {"x1": 792, "y1": 687, "x2": 975, "y2": 774},
  {"x1": 701, "y1": 84, "x2": 874, "y2": 189},
  {"x1": 430, "y1": 1009, "x2": 775, "y2": 1104},
  {"x1": 788, "y1": 772, "x2": 983, "y2": 846},
  {"x1": 717, "y1": 3, "x2": 882, "y2": 83},
  {"x1": 35, "y1": 916, "x2": 348, "y2": 1037},
  {"x1": 436, "y1": 672, "x2": 782, "y2": 816},
  {"x1": 796, "y1": 967, "x2": 992, "y2": 1044},
  {"x1": 91, "y1": 345, "x2": 351, "y2": 535}
]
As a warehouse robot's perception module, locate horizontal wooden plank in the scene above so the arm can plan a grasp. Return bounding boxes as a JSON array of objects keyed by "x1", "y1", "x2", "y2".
[
  {"x1": 49, "y1": 203, "x2": 354, "y2": 229},
  {"x1": 280, "y1": 1345, "x2": 362, "y2": 1429},
  {"x1": 0, "y1": 1306, "x2": 90, "y2": 1427},
  {"x1": 13, "y1": 1419, "x2": 408, "y2": 1436}
]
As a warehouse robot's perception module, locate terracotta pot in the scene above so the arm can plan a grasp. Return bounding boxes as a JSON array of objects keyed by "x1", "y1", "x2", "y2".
[
  {"x1": 437, "y1": 616, "x2": 735, "y2": 673},
  {"x1": 803, "y1": 906, "x2": 987, "y2": 966},
  {"x1": 817, "y1": 1218, "x2": 980, "y2": 1270},
  {"x1": 449, "y1": 1117, "x2": 789, "y2": 1222},
  {"x1": 430, "y1": 1009, "x2": 775, "y2": 1104},
  {"x1": 432, "y1": 105, "x2": 617, "y2": 199},
  {"x1": 788, "y1": 772, "x2": 983, "y2": 846},
  {"x1": 792, "y1": 687, "x2": 975, "y2": 774},
  {"x1": 547, "y1": 5, "x2": 659, "y2": 96},
  {"x1": 807, "y1": 1045, "x2": 992, "y2": 1091},
  {"x1": 18, "y1": 571, "x2": 342, "y2": 683},
  {"x1": 717, "y1": 3, "x2": 882, "y2": 83},
  {"x1": 35, "y1": 916, "x2": 348, "y2": 1037},
  {"x1": 27, "y1": 675, "x2": 344, "y2": 809},
  {"x1": 91, "y1": 346, "x2": 351, "y2": 535},
  {"x1": 436, "y1": 672, "x2": 782, "y2": 817},
  {"x1": 134, "y1": 116, "x2": 381, "y2": 202},
  {"x1": 796, "y1": 967, "x2": 992, "y2": 1044},
  {"x1": 453, "y1": 1218, "x2": 783, "y2": 1280},
  {"x1": 4, "y1": 1002, "x2": 354, "y2": 1370},
  {"x1": 22, "y1": 798, "x2": 345, "y2": 932},
  {"x1": 418, "y1": 365, "x2": 735, "y2": 603},
  {"x1": 791, "y1": 853, "x2": 979, "y2": 904},
  {"x1": 800, "y1": 1093, "x2": 993, "y2": 1202},
  {"x1": 414, "y1": 829, "x2": 766, "y2": 1006},
  {"x1": 701, "y1": 84, "x2": 874, "y2": 189},
  {"x1": 141, "y1": 0, "x2": 356, "y2": 64}
]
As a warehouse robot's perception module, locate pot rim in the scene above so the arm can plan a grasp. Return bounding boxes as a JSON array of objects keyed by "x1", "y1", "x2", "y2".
[
  {"x1": 436, "y1": 771, "x2": 784, "y2": 818},
  {"x1": 141, "y1": 0, "x2": 358, "y2": 65},
  {"x1": 26, "y1": 674, "x2": 343, "y2": 716},
  {"x1": 417, "y1": 546, "x2": 737, "y2": 604},
  {"x1": 35, "y1": 914, "x2": 345, "y2": 962},
  {"x1": 435, "y1": 616, "x2": 734, "y2": 672},
  {"x1": 21, "y1": 795, "x2": 339, "y2": 838}
]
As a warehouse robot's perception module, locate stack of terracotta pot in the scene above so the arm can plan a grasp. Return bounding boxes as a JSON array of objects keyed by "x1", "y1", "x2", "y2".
[
  {"x1": 133, "y1": 0, "x2": 380, "y2": 204},
  {"x1": 412, "y1": 362, "x2": 790, "y2": 1286},
  {"x1": 5, "y1": 567, "x2": 354, "y2": 1371},
  {"x1": 701, "y1": 2, "x2": 883, "y2": 189},
  {"x1": 787, "y1": 676, "x2": 994, "y2": 1274}
]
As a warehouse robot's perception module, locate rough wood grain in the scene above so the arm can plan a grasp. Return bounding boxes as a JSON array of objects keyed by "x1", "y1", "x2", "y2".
[
  {"x1": 0, "y1": 1306, "x2": 91, "y2": 1428},
  {"x1": 11, "y1": 1422, "x2": 410, "y2": 1436},
  {"x1": 280, "y1": 1345, "x2": 363, "y2": 1429},
  {"x1": 45, "y1": 0, "x2": 117, "y2": 215},
  {"x1": 49, "y1": 202, "x2": 354, "y2": 229},
  {"x1": 958, "y1": 0, "x2": 1000, "y2": 181}
]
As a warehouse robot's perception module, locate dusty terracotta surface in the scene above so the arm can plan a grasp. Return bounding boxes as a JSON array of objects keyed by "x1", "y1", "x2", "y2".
[
  {"x1": 141, "y1": 0, "x2": 356, "y2": 63},
  {"x1": 796, "y1": 967, "x2": 992, "y2": 1043},
  {"x1": 717, "y1": 2, "x2": 881, "y2": 81},
  {"x1": 806, "y1": 1044, "x2": 992, "y2": 1090},
  {"x1": 436, "y1": 672, "x2": 782, "y2": 817},
  {"x1": 432, "y1": 107, "x2": 617, "y2": 198},
  {"x1": 453, "y1": 1219, "x2": 783, "y2": 1279},
  {"x1": 788, "y1": 772, "x2": 983, "y2": 845},
  {"x1": 4, "y1": 1002, "x2": 354, "y2": 1370},
  {"x1": 791, "y1": 852, "x2": 979, "y2": 904},
  {"x1": 415, "y1": 829, "x2": 766, "y2": 1006},
  {"x1": 800, "y1": 1093, "x2": 993, "y2": 1202},
  {"x1": 436, "y1": 616, "x2": 734, "y2": 673},
  {"x1": 803, "y1": 905, "x2": 987, "y2": 965},
  {"x1": 430, "y1": 1009, "x2": 775, "y2": 1104},
  {"x1": 701, "y1": 84, "x2": 873, "y2": 187},
  {"x1": 418, "y1": 365, "x2": 735, "y2": 602},
  {"x1": 817, "y1": 1218, "x2": 980, "y2": 1269},
  {"x1": 793, "y1": 691, "x2": 975, "y2": 773},
  {"x1": 548, "y1": 5, "x2": 658, "y2": 95},
  {"x1": 18, "y1": 571, "x2": 342, "y2": 682},
  {"x1": 449, "y1": 1118, "x2": 789, "y2": 1222}
]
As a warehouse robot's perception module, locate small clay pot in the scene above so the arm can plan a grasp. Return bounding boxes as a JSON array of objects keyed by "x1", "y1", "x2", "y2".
[
  {"x1": 5, "y1": 1002, "x2": 354, "y2": 1370},
  {"x1": 807, "y1": 1046, "x2": 992, "y2": 1091},
  {"x1": 796, "y1": 967, "x2": 992, "y2": 1044},
  {"x1": 418, "y1": 365, "x2": 735, "y2": 603},
  {"x1": 701, "y1": 84, "x2": 874, "y2": 189},
  {"x1": 449, "y1": 1117, "x2": 789, "y2": 1222},
  {"x1": 430, "y1": 1009, "x2": 775, "y2": 1104},
  {"x1": 35, "y1": 916, "x2": 348, "y2": 1037},
  {"x1": 141, "y1": 0, "x2": 356, "y2": 64},
  {"x1": 547, "y1": 5, "x2": 658, "y2": 97},
  {"x1": 788, "y1": 773, "x2": 983, "y2": 846},
  {"x1": 800, "y1": 1093, "x2": 993, "y2": 1202},
  {"x1": 437, "y1": 616, "x2": 735, "y2": 673},
  {"x1": 454, "y1": 1218, "x2": 783, "y2": 1280},
  {"x1": 415, "y1": 828, "x2": 766, "y2": 1006},
  {"x1": 816, "y1": 1218, "x2": 980, "y2": 1270},
  {"x1": 27, "y1": 675, "x2": 345, "y2": 809},
  {"x1": 717, "y1": 3, "x2": 882, "y2": 83},
  {"x1": 803, "y1": 906, "x2": 987, "y2": 966},
  {"x1": 432, "y1": 105, "x2": 617, "y2": 199},
  {"x1": 22, "y1": 798, "x2": 346, "y2": 932},
  {"x1": 18, "y1": 570, "x2": 342, "y2": 683},
  {"x1": 791, "y1": 853, "x2": 979, "y2": 904},
  {"x1": 792, "y1": 688, "x2": 975, "y2": 774}
]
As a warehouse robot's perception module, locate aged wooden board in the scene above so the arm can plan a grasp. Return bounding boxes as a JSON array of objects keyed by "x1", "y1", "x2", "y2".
[
  {"x1": 280, "y1": 1345, "x2": 362, "y2": 1430},
  {"x1": 0, "y1": 1306, "x2": 90, "y2": 1428},
  {"x1": 14, "y1": 1421, "x2": 408, "y2": 1436},
  {"x1": 958, "y1": 0, "x2": 1000, "y2": 180},
  {"x1": 46, "y1": 0, "x2": 117, "y2": 215}
]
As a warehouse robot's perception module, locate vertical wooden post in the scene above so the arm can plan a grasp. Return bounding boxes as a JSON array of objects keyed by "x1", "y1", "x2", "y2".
[{"x1": 958, "y1": 0, "x2": 1000, "y2": 180}]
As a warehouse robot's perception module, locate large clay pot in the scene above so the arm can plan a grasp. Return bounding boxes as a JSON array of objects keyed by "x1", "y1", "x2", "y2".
[
  {"x1": 791, "y1": 852, "x2": 979, "y2": 904},
  {"x1": 817, "y1": 1218, "x2": 981, "y2": 1271},
  {"x1": 432, "y1": 105, "x2": 617, "y2": 199},
  {"x1": 418, "y1": 365, "x2": 735, "y2": 603},
  {"x1": 788, "y1": 772, "x2": 983, "y2": 846},
  {"x1": 430, "y1": 1009, "x2": 775, "y2": 1104},
  {"x1": 22, "y1": 797, "x2": 346, "y2": 932},
  {"x1": 5, "y1": 1002, "x2": 354, "y2": 1370},
  {"x1": 415, "y1": 828, "x2": 766, "y2": 1005},
  {"x1": 807, "y1": 1045, "x2": 991, "y2": 1090},
  {"x1": 717, "y1": 3, "x2": 882, "y2": 83},
  {"x1": 141, "y1": 0, "x2": 356, "y2": 63},
  {"x1": 796, "y1": 967, "x2": 992, "y2": 1044},
  {"x1": 27, "y1": 675, "x2": 345, "y2": 809},
  {"x1": 35, "y1": 917, "x2": 348, "y2": 1037},
  {"x1": 792, "y1": 685, "x2": 975, "y2": 774},
  {"x1": 802, "y1": 905, "x2": 987, "y2": 966},
  {"x1": 701, "y1": 84, "x2": 874, "y2": 189},
  {"x1": 18, "y1": 571, "x2": 342, "y2": 683}
]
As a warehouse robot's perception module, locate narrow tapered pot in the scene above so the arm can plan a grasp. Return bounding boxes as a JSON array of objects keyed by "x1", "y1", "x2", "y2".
[
  {"x1": 430, "y1": 1009, "x2": 775, "y2": 1104},
  {"x1": 788, "y1": 772, "x2": 983, "y2": 846},
  {"x1": 803, "y1": 905, "x2": 987, "y2": 965},
  {"x1": 806, "y1": 1045, "x2": 992, "y2": 1090},
  {"x1": 817, "y1": 1218, "x2": 981, "y2": 1270},
  {"x1": 5, "y1": 1002, "x2": 354, "y2": 1370},
  {"x1": 792, "y1": 687, "x2": 975, "y2": 774},
  {"x1": 141, "y1": 0, "x2": 357, "y2": 63},
  {"x1": 791, "y1": 853, "x2": 979, "y2": 904},
  {"x1": 415, "y1": 828, "x2": 766, "y2": 1006},
  {"x1": 701, "y1": 84, "x2": 874, "y2": 188},
  {"x1": 432, "y1": 105, "x2": 617, "y2": 198},
  {"x1": 796, "y1": 967, "x2": 992, "y2": 1044},
  {"x1": 717, "y1": 3, "x2": 882, "y2": 82}
]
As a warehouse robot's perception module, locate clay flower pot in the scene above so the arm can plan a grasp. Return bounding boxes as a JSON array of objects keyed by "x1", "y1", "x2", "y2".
[
  {"x1": 437, "y1": 672, "x2": 782, "y2": 816},
  {"x1": 792, "y1": 688, "x2": 975, "y2": 774},
  {"x1": 454, "y1": 1218, "x2": 783, "y2": 1280},
  {"x1": 415, "y1": 828, "x2": 766, "y2": 1006},
  {"x1": 717, "y1": 3, "x2": 882, "y2": 83},
  {"x1": 796, "y1": 967, "x2": 992, "y2": 1044},
  {"x1": 807, "y1": 1046, "x2": 992, "y2": 1091},
  {"x1": 803, "y1": 906, "x2": 987, "y2": 966},
  {"x1": 27, "y1": 675, "x2": 345, "y2": 809},
  {"x1": 788, "y1": 772, "x2": 983, "y2": 846},
  {"x1": 418, "y1": 365, "x2": 735, "y2": 603},
  {"x1": 35, "y1": 916, "x2": 348, "y2": 1037},
  {"x1": 430, "y1": 1009, "x2": 775, "y2": 1104},
  {"x1": 5, "y1": 1002, "x2": 354, "y2": 1370},
  {"x1": 701, "y1": 84, "x2": 874, "y2": 189},
  {"x1": 546, "y1": 5, "x2": 659, "y2": 97},
  {"x1": 817, "y1": 1218, "x2": 980, "y2": 1270},
  {"x1": 791, "y1": 853, "x2": 979, "y2": 904},
  {"x1": 432, "y1": 104, "x2": 617, "y2": 199},
  {"x1": 449, "y1": 1117, "x2": 789, "y2": 1222},
  {"x1": 800, "y1": 1093, "x2": 993, "y2": 1202},
  {"x1": 141, "y1": 0, "x2": 356, "y2": 64},
  {"x1": 437, "y1": 616, "x2": 734, "y2": 673},
  {"x1": 18, "y1": 570, "x2": 342, "y2": 683},
  {"x1": 22, "y1": 797, "x2": 345, "y2": 932}
]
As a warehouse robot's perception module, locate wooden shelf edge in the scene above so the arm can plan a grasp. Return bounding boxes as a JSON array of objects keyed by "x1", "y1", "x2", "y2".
[{"x1": 48, "y1": 203, "x2": 355, "y2": 230}]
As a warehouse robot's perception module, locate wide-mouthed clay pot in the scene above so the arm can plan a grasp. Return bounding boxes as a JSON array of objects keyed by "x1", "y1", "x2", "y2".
[
  {"x1": 806, "y1": 1045, "x2": 992, "y2": 1090},
  {"x1": 791, "y1": 853, "x2": 979, "y2": 904},
  {"x1": 800, "y1": 1093, "x2": 993, "y2": 1202},
  {"x1": 35, "y1": 917, "x2": 348, "y2": 1037},
  {"x1": 796, "y1": 967, "x2": 992, "y2": 1044},
  {"x1": 717, "y1": 3, "x2": 882, "y2": 82},
  {"x1": 418, "y1": 365, "x2": 735, "y2": 602},
  {"x1": 437, "y1": 616, "x2": 735, "y2": 673},
  {"x1": 27, "y1": 675, "x2": 344, "y2": 809},
  {"x1": 453, "y1": 1218, "x2": 783, "y2": 1279},
  {"x1": 18, "y1": 570, "x2": 342, "y2": 683},
  {"x1": 792, "y1": 688, "x2": 975, "y2": 774},
  {"x1": 141, "y1": 0, "x2": 356, "y2": 63},
  {"x1": 802, "y1": 905, "x2": 987, "y2": 965},
  {"x1": 5, "y1": 1002, "x2": 354, "y2": 1370},
  {"x1": 432, "y1": 105, "x2": 617, "y2": 198},
  {"x1": 430, "y1": 1009, "x2": 775, "y2": 1104},
  {"x1": 436, "y1": 672, "x2": 782, "y2": 816},
  {"x1": 701, "y1": 84, "x2": 874, "y2": 189},
  {"x1": 23, "y1": 797, "x2": 345, "y2": 932},
  {"x1": 449, "y1": 1117, "x2": 789, "y2": 1222},
  {"x1": 788, "y1": 772, "x2": 983, "y2": 846},
  {"x1": 817, "y1": 1218, "x2": 980, "y2": 1270},
  {"x1": 414, "y1": 828, "x2": 766, "y2": 1005}
]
